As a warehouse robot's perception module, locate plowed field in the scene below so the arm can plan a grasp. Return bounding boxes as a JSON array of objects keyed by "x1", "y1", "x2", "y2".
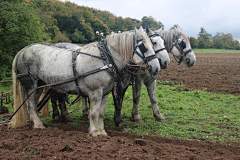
[{"x1": 0, "y1": 53, "x2": 240, "y2": 160}]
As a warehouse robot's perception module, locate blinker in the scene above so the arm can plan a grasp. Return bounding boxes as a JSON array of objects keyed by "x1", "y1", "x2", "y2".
[
  {"x1": 138, "y1": 42, "x2": 148, "y2": 54},
  {"x1": 180, "y1": 40, "x2": 186, "y2": 49}
]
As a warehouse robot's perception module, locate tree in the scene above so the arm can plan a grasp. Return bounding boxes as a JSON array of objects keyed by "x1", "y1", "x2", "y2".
[
  {"x1": 158, "y1": 21, "x2": 164, "y2": 30},
  {"x1": 197, "y1": 27, "x2": 212, "y2": 48},
  {"x1": 71, "y1": 28, "x2": 86, "y2": 43},
  {"x1": 198, "y1": 27, "x2": 212, "y2": 41},
  {"x1": 141, "y1": 16, "x2": 160, "y2": 29},
  {"x1": 52, "y1": 33, "x2": 71, "y2": 43},
  {"x1": 0, "y1": 1, "x2": 47, "y2": 79},
  {"x1": 170, "y1": 24, "x2": 182, "y2": 30},
  {"x1": 189, "y1": 37, "x2": 198, "y2": 48}
]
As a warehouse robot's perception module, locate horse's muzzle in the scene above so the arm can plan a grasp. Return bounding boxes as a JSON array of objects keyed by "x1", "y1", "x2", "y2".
[
  {"x1": 186, "y1": 58, "x2": 194, "y2": 67},
  {"x1": 159, "y1": 58, "x2": 168, "y2": 69}
]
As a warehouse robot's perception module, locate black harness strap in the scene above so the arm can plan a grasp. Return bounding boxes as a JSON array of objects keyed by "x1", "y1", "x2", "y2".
[
  {"x1": 72, "y1": 50, "x2": 80, "y2": 95},
  {"x1": 76, "y1": 50, "x2": 107, "y2": 60},
  {"x1": 171, "y1": 41, "x2": 192, "y2": 65}
]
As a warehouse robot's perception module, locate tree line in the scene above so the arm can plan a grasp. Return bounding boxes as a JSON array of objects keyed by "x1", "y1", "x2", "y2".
[
  {"x1": 189, "y1": 27, "x2": 240, "y2": 50},
  {"x1": 1, "y1": 0, "x2": 239, "y2": 80},
  {"x1": 0, "y1": 0, "x2": 163, "y2": 80}
]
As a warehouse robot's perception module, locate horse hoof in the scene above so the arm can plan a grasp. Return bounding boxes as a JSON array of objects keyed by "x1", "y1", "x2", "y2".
[
  {"x1": 155, "y1": 114, "x2": 166, "y2": 123},
  {"x1": 34, "y1": 124, "x2": 45, "y2": 129},
  {"x1": 156, "y1": 118, "x2": 166, "y2": 123},
  {"x1": 118, "y1": 123, "x2": 128, "y2": 131},
  {"x1": 63, "y1": 115, "x2": 73, "y2": 122},
  {"x1": 90, "y1": 131, "x2": 101, "y2": 137},
  {"x1": 100, "y1": 131, "x2": 108, "y2": 136},
  {"x1": 133, "y1": 114, "x2": 143, "y2": 123},
  {"x1": 134, "y1": 119, "x2": 143, "y2": 123}
]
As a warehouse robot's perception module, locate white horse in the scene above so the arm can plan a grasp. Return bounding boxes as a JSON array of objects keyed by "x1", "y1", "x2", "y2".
[
  {"x1": 82, "y1": 27, "x2": 172, "y2": 130},
  {"x1": 9, "y1": 27, "x2": 160, "y2": 136},
  {"x1": 129, "y1": 27, "x2": 196, "y2": 125},
  {"x1": 82, "y1": 27, "x2": 196, "y2": 130}
]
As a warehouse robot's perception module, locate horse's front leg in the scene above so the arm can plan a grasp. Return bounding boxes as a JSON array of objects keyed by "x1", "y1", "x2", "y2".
[
  {"x1": 98, "y1": 94, "x2": 109, "y2": 136},
  {"x1": 113, "y1": 86, "x2": 129, "y2": 131},
  {"x1": 27, "y1": 88, "x2": 45, "y2": 128},
  {"x1": 145, "y1": 80, "x2": 166, "y2": 122},
  {"x1": 88, "y1": 89, "x2": 103, "y2": 136},
  {"x1": 132, "y1": 80, "x2": 143, "y2": 123}
]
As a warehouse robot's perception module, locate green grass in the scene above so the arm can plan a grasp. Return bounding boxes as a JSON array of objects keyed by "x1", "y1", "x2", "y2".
[
  {"x1": 193, "y1": 49, "x2": 240, "y2": 54},
  {"x1": 1, "y1": 81, "x2": 240, "y2": 144}
]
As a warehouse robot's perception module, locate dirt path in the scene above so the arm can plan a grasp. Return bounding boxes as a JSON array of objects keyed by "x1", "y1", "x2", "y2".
[{"x1": 0, "y1": 53, "x2": 240, "y2": 159}]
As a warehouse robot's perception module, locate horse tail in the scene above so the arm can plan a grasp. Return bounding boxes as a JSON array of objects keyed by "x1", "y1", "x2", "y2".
[
  {"x1": 40, "y1": 87, "x2": 50, "y2": 118},
  {"x1": 9, "y1": 66, "x2": 28, "y2": 128}
]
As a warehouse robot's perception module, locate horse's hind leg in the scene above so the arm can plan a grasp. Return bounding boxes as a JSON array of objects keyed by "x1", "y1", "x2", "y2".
[
  {"x1": 51, "y1": 93, "x2": 61, "y2": 122},
  {"x1": 27, "y1": 88, "x2": 45, "y2": 128},
  {"x1": 145, "y1": 80, "x2": 166, "y2": 122},
  {"x1": 98, "y1": 94, "x2": 108, "y2": 136},
  {"x1": 88, "y1": 90, "x2": 103, "y2": 136},
  {"x1": 58, "y1": 93, "x2": 73, "y2": 122},
  {"x1": 82, "y1": 96, "x2": 89, "y2": 118},
  {"x1": 132, "y1": 80, "x2": 143, "y2": 123}
]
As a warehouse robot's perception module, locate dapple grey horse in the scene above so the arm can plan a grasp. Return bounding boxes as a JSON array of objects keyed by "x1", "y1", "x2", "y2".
[
  {"x1": 82, "y1": 27, "x2": 172, "y2": 129},
  {"x1": 10, "y1": 27, "x2": 160, "y2": 136},
  {"x1": 82, "y1": 27, "x2": 196, "y2": 130},
  {"x1": 128, "y1": 27, "x2": 196, "y2": 126}
]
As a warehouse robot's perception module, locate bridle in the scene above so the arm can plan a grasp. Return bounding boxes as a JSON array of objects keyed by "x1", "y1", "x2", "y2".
[
  {"x1": 148, "y1": 33, "x2": 168, "y2": 67},
  {"x1": 132, "y1": 36, "x2": 158, "y2": 70},
  {"x1": 149, "y1": 33, "x2": 167, "y2": 53},
  {"x1": 171, "y1": 38, "x2": 192, "y2": 66}
]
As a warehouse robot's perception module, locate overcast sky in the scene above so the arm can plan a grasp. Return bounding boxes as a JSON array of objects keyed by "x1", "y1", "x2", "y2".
[{"x1": 60, "y1": 0, "x2": 240, "y2": 41}]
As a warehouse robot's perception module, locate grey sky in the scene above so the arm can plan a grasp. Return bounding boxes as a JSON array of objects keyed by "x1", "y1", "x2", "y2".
[{"x1": 60, "y1": 0, "x2": 240, "y2": 41}]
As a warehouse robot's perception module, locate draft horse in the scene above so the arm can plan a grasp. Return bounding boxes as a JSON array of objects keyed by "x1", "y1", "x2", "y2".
[{"x1": 10, "y1": 27, "x2": 160, "y2": 136}]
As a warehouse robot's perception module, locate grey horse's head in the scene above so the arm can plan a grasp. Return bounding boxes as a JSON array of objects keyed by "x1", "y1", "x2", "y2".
[
  {"x1": 133, "y1": 27, "x2": 161, "y2": 77},
  {"x1": 157, "y1": 27, "x2": 196, "y2": 67},
  {"x1": 145, "y1": 26, "x2": 170, "y2": 69}
]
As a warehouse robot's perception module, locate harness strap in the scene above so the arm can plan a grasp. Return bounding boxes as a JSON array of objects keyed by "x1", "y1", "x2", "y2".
[
  {"x1": 23, "y1": 56, "x2": 37, "y2": 89},
  {"x1": 72, "y1": 50, "x2": 81, "y2": 95},
  {"x1": 76, "y1": 50, "x2": 107, "y2": 60}
]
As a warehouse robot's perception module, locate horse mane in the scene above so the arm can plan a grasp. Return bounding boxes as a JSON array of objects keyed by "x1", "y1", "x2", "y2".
[
  {"x1": 178, "y1": 30, "x2": 191, "y2": 45},
  {"x1": 106, "y1": 30, "x2": 152, "y2": 61},
  {"x1": 158, "y1": 29, "x2": 190, "y2": 53},
  {"x1": 158, "y1": 30, "x2": 176, "y2": 53}
]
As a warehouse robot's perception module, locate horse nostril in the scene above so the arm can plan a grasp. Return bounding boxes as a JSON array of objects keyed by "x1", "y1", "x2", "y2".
[
  {"x1": 147, "y1": 65, "x2": 152, "y2": 71},
  {"x1": 156, "y1": 68, "x2": 158, "y2": 73}
]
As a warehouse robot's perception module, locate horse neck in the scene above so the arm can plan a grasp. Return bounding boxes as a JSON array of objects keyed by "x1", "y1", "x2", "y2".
[
  {"x1": 159, "y1": 30, "x2": 178, "y2": 53},
  {"x1": 106, "y1": 34, "x2": 133, "y2": 71}
]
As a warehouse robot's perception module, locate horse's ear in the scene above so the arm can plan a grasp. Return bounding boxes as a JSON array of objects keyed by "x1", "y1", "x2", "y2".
[
  {"x1": 134, "y1": 27, "x2": 142, "y2": 41},
  {"x1": 134, "y1": 26, "x2": 137, "y2": 34},
  {"x1": 140, "y1": 26, "x2": 144, "y2": 31},
  {"x1": 156, "y1": 27, "x2": 163, "y2": 34},
  {"x1": 146, "y1": 26, "x2": 150, "y2": 34}
]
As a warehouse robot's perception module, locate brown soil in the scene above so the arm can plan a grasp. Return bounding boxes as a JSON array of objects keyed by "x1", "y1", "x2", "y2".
[
  {"x1": 161, "y1": 53, "x2": 240, "y2": 95},
  {"x1": 0, "y1": 53, "x2": 240, "y2": 160},
  {"x1": 0, "y1": 125, "x2": 240, "y2": 160}
]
